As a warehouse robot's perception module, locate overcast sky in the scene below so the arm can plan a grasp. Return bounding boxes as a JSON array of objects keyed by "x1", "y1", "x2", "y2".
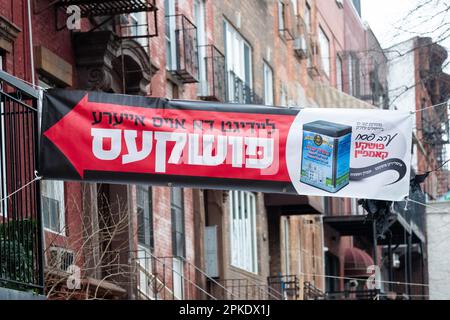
[{"x1": 362, "y1": 0, "x2": 450, "y2": 71}]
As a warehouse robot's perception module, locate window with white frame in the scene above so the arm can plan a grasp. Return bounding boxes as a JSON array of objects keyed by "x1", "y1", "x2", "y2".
[
  {"x1": 41, "y1": 180, "x2": 65, "y2": 234},
  {"x1": 137, "y1": 185, "x2": 153, "y2": 250},
  {"x1": 39, "y1": 79, "x2": 66, "y2": 234},
  {"x1": 318, "y1": 26, "x2": 330, "y2": 77},
  {"x1": 171, "y1": 187, "x2": 185, "y2": 258},
  {"x1": 336, "y1": 55, "x2": 343, "y2": 91},
  {"x1": 348, "y1": 54, "x2": 362, "y2": 96},
  {"x1": 165, "y1": 0, "x2": 177, "y2": 71},
  {"x1": 224, "y1": 20, "x2": 253, "y2": 102},
  {"x1": 290, "y1": 0, "x2": 298, "y2": 15},
  {"x1": 348, "y1": 55, "x2": 354, "y2": 95},
  {"x1": 194, "y1": 0, "x2": 207, "y2": 96},
  {"x1": 305, "y1": 3, "x2": 312, "y2": 67},
  {"x1": 305, "y1": 3, "x2": 311, "y2": 34},
  {"x1": 263, "y1": 62, "x2": 274, "y2": 106},
  {"x1": 229, "y1": 190, "x2": 258, "y2": 274},
  {"x1": 130, "y1": 11, "x2": 149, "y2": 50},
  {"x1": 278, "y1": 0, "x2": 285, "y2": 36},
  {"x1": 280, "y1": 84, "x2": 288, "y2": 107}
]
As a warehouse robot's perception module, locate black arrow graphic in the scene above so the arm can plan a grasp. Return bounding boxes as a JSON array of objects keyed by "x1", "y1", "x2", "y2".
[{"x1": 350, "y1": 158, "x2": 407, "y2": 185}]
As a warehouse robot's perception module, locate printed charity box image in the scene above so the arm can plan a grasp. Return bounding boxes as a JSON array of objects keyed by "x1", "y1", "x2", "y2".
[
  {"x1": 286, "y1": 108, "x2": 412, "y2": 201},
  {"x1": 300, "y1": 121, "x2": 352, "y2": 193}
]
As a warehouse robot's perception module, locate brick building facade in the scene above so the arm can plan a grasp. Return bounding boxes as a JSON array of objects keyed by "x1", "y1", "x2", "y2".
[{"x1": 1, "y1": 0, "x2": 445, "y2": 300}]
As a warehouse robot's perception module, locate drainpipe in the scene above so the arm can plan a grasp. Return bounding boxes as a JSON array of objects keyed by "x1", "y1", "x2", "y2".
[{"x1": 27, "y1": 0, "x2": 36, "y2": 86}]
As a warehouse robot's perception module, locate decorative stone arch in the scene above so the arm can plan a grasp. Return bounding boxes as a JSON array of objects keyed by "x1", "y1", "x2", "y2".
[
  {"x1": 112, "y1": 39, "x2": 154, "y2": 95},
  {"x1": 74, "y1": 31, "x2": 157, "y2": 94}
]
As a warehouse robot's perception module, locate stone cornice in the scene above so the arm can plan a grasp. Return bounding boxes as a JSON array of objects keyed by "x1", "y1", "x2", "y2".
[{"x1": 0, "y1": 15, "x2": 21, "y2": 53}]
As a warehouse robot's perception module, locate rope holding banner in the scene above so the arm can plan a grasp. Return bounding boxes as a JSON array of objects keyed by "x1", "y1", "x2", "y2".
[{"x1": 0, "y1": 173, "x2": 42, "y2": 203}]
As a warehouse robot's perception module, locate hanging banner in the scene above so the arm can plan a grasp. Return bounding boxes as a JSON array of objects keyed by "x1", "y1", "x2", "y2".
[{"x1": 40, "y1": 89, "x2": 412, "y2": 201}]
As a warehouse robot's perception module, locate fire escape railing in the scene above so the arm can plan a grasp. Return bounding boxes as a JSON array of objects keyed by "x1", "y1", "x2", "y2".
[
  {"x1": 303, "y1": 281, "x2": 380, "y2": 300},
  {"x1": 0, "y1": 70, "x2": 44, "y2": 295},
  {"x1": 268, "y1": 275, "x2": 300, "y2": 300},
  {"x1": 213, "y1": 278, "x2": 284, "y2": 300},
  {"x1": 166, "y1": 14, "x2": 199, "y2": 83},
  {"x1": 227, "y1": 71, "x2": 263, "y2": 105},
  {"x1": 198, "y1": 45, "x2": 226, "y2": 102},
  {"x1": 132, "y1": 250, "x2": 236, "y2": 300},
  {"x1": 303, "y1": 281, "x2": 325, "y2": 300},
  {"x1": 51, "y1": 0, "x2": 157, "y2": 17}
]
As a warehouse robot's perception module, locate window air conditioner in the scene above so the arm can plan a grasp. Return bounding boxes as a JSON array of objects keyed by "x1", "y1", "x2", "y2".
[
  {"x1": 293, "y1": 36, "x2": 308, "y2": 59},
  {"x1": 335, "y1": 0, "x2": 344, "y2": 8},
  {"x1": 49, "y1": 247, "x2": 75, "y2": 272}
]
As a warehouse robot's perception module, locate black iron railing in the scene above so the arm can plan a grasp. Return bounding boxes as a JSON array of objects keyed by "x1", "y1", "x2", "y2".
[
  {"x1": 227, "y1": 71, "x2": 263, "y2": 105},
  {"x1": 325, "y1": 289, "x2": 380, "y2": 300},
  {"x1": 213, "y1": 278, "x2": 283, "y2": 300},
  {"x1": 198, "y1": 45, "x2": 226, "y2": 102},
  {"x1": 133, "y1": 250, "x2": 229, "y2": 300},
  {"x1": 0, "y1": 71, "x2": 43, "y2": 294},
  {"x1": 55, "y1": 0, "x2": 157, "y2": 17},
  {"x1": 166, "y1": 14, "x2": 199, "y2": 83},
  {"x1": 303, "y1": 281, "x2": 325, "y2": 300},
  {"x1": 268, "y1": 275, "x2": 300, "y2": 300}
]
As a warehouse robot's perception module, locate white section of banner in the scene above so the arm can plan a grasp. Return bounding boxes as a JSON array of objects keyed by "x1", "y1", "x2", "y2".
[{"x1": 286, "y1": 108, "x2": 412, "y2": 201}]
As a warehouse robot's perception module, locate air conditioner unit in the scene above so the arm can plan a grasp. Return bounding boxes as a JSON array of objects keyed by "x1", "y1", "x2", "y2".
[
  {"x1": 293, "y1": 36, "x2": 308, "y2": 59},
  {"x1": 392, "y1": 253, "x2": 401, "y2": 269},
  {"x1": 49, "y1": 247, "x2": 75, "y2": 272}
]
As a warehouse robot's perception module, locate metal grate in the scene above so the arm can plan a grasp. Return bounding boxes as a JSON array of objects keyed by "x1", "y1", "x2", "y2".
[
  {"x1": 0, "y1": 71, "x2": 43, "y2": 294},
  {"x1": 57, "y1": 0, "x2": 157, "y2": 18},
  {"x1": 198, "y1": 45, "x2": 226, "y2": 102},
  {"x1": 166, "y1": 14, "x2": 199, "y2": 83}
]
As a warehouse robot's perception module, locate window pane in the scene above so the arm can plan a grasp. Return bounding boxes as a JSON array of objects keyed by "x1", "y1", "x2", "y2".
[
  {"x1": 230, "y1": 191, "x2": 258, "y2": 273},
  {"x1": 137, "y1": 186, "x2": 152, "y2": 249},
  {"x1": 336, "y1": 56, "x2": 343, "y2": 91},
  {"x1": 264, "y1": 63, "x2": 274, "y2": 105},
  {"x1": 278, "y1": 1, "x2": 284, "y2": 31},
  {"x1": 319, "y1": 27, "x2": 330, "y2": 77},
  {"x1": 42, "y1": 196, "x2": 60, "y2": 232},
  {"x1": 171, "y1": 188, "x2": 185, "y2": 257}
]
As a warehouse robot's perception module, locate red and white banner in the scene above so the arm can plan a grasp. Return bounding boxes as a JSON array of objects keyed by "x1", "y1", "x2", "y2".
[{"x1": 40, "y1": 89, "x2": 412, "y2": 201}]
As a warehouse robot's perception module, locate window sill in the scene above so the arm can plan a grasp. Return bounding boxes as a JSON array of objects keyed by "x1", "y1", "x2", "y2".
[
  {"x1": 44, "y1": 228, "x2": 66, "y2": 237},
  {"x1": 229, "y1": 264, "x2": 259, "y2": 278}
]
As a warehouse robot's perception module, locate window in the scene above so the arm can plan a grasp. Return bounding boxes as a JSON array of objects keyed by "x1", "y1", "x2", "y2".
[
  {"x1": 171, "y1": 187, "x2": 185, "y2": 258},
  {"x1": 347, "y1": 54, "x2": 360, "y2": 97},
  {"x1": 39, "y1": 79, "x2": 66, "y2": 235},
  {"x1": 280, "y1": 84, "x2": 288, "y2": 107},
  {"x1": 305, "y1": 3, "x2": 311, "y2": 32},
  {"x1": 348, "y1": 55, "x2": 354, "y2": 95},
  {"x1": 194, "y1": 0, "x2": 207, "y2": 96},
  {"x1": 230, "y1": 190, "x2": 257, "y2": 274},
  {"x1": 41, "y1": 180, "x2": 65, "y2": 234},
  {"x1": 165, "y1": 0, "x2": 177, "y2": 70},
  {"x1": 130, "y1": 12, "x2": 149, "y2": 49},
  {"x1": 137, "y1": 185, "x2": 153, "y2": 250},
  {"x1": 224, "y1": 20, "x2": 253, "y2": 102},
  {"x1": 336, "y1": 55, "x2": 343, "y2": 91},
  {"x1": 318, "y1": 27, "x2": 330, "y2": 77},
  {"x1": 278, "y1": 0, "x2": 285, "y2": 36},
  {"x1": 290, "y1": 0, "x2": 298, "y2": 14},
  {"x1": 263, "y1": 62, "x2": 274, "y2": 106}
]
